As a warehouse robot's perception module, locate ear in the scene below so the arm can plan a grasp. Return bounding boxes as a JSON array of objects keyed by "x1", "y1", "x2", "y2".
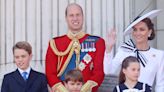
[
  {"x1": 148, "y1": 29, "x2": 152, "y2": 37},
  {"x1": 65, "y1": 16, "x2": 68, "y2": 24},
  {"x1": 29, "y1": 54, "x2": 33, "y2": 61},
  {"x1": 122, "y1": 68, "x2": 126, "y2": 74}
]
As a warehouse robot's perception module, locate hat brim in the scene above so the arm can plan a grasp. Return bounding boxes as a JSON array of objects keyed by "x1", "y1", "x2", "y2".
[{"x1": 124, "y1": 9, "x2": 162, "y2": 36}]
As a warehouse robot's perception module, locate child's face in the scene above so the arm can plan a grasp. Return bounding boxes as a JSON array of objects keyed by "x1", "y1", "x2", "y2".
[
  {"x1": 65, "y1": 81, "x2": 83, "y2": 92},
  {"x1": 14, "y1": 49, "x2": 32, "y2": 70},
  {"x1": 123, "y1": 62, "x2": 140, "y2": 82}
]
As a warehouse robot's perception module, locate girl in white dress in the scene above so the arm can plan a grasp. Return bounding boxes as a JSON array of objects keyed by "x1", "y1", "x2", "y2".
[{"x1": 104, "y1": 10, "x2": 164, "y2": 92}]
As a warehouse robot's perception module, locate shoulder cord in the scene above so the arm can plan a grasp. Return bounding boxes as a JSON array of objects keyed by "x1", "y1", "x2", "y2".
[{"x1": 50, "y1": 38, "x2": 81, "y2": 77}]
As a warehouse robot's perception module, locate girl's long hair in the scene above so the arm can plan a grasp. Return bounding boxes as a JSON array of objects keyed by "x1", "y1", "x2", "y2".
[{"x1": 119, "y1": 56, "x2": 139, "y2": 84}]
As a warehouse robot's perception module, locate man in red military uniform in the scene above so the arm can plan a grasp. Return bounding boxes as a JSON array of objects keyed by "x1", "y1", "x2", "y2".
[{"x1": 45, "y1": 3, "x2": 105, "y2": 92}]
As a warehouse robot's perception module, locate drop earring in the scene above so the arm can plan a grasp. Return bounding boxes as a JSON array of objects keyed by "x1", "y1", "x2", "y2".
[{"x1": 148, "y1": 34, "x2": 151, "y2": 37}]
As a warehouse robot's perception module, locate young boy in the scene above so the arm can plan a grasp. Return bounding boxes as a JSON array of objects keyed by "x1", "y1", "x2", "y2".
[
  {"x1": 64, "y1": 69, "x2": 84, "y2": 92},
  {"x1": 1, "y1": 41, "x2": 48, "y2": 92}
]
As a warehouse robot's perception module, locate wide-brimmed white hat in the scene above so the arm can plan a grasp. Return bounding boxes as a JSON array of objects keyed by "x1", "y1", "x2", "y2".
[{"x1": 124, "y1": 9, "x2": 162, "y2": 36}]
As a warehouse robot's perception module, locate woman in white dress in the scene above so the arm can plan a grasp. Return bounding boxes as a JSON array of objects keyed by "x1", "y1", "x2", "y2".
[{"x1": 104, "y1": 10, "x2": 164, "y2": 92}]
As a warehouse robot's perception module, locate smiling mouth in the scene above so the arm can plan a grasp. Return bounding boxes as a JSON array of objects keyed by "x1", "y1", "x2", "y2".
[
  {"x1": 135, "y1": 36, "x2": 143, "y2": 39},
  {"x1": 72, "y1": 21, "x2": 79, "y2": 25},
  {"x1": 18, "y1": 63, "x2": 24, "y2": 66}
]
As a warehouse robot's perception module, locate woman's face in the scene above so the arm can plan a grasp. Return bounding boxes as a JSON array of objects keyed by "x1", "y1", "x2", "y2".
[{"x1": 132, "y1": 21, "x2": 152, "y2": 44}]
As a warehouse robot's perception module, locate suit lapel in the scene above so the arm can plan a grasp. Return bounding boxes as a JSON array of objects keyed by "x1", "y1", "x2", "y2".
[
  {"x1": 13, "y1": 69, "x2": 26, "y2": 85},
  {"x1": 26, "y1": 69, "x2": 38, "y2": 88}
]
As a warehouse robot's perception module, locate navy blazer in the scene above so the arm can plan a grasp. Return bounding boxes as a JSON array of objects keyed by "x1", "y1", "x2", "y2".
[{"x1": 1, "y1": 69, "x2": 48, "y2": 92}]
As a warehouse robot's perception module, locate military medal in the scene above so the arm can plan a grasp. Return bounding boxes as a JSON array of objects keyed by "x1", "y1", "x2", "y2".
[
  {"x1": 92, "y1": 42, "x2": 96, "y2": 52},
  {"x1": 83, "y1": 54, "x2": 92, "y2": 64},
  {"x1": 81, "y1": 43, "x2": 85, "y2": 52},
  {"x1": 88, "y1": 42, "x2": 92, "y2": 52},
  {"x1": 84, "y1": 43, "x2": 89, "y2": 52},
  {"x1": 90, "y1": 62, "x2": 94, "y2": 70},
  {"x1": 78, "y1": 62, "x2": 86, "y2": 71}
]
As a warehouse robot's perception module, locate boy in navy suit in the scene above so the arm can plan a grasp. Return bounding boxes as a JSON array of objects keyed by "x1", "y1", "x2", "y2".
[{"x1": 1, "y1": 41, "x2": 48, "y2": 92}]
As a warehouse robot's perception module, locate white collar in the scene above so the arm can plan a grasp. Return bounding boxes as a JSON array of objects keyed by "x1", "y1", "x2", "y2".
[
  {"x1": 18, "y1": 67, "x2": 31, "y2": 75},
  {"x1": 123, "y1": 88, "x2": 139, "y2": 92}
]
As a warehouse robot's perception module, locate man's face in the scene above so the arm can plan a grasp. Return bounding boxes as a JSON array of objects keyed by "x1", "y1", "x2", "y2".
[
  {"x1": 66, "y1": 5, "x2": 83, "y2": 32},
  {"x1": 65, "y1": 81, "x2": 83, "y2": 92},
  {"x1": 14, "y1": 49, "x2": 32, "y2": 70}
]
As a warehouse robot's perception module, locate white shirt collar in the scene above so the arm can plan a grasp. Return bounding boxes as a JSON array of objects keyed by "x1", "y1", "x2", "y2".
[{"x1": 18, "y1": 67, "x2": 31, "y2": 75}]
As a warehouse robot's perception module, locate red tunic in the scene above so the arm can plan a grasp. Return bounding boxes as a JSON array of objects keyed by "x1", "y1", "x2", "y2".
[{"x1": 45, "y1": 34, "x2": 105, "y2": 92}]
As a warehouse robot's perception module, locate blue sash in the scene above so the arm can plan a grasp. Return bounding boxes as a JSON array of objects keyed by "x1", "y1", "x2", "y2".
[{"x1": 59, "y1": 35, "x2": 99, "y2": 81}]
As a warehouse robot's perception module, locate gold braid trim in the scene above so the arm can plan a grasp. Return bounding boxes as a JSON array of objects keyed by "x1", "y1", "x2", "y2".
[
  {"x1": 50, "y1": 39, "x2": 73, "y2": 56},
  {"x1": 57, "y1": 47, "x2": 74, "y2": 77},
  {"x1": 74, "y1": 39, "x2": 81, "y2": 68},
  {"x1": 57, "y1": 56, "x2": 63, "y2": 72},
  {"x1": 57, "y1": 38, "x2": 81, "y2": 76},
  {"x1": 80, "y1": 80, "x2": 98, "y2": 92},
  {"x1": 50, "y1": 39, "x2": 72, "y2": 74},
  {"x1": 52, "y1": 82, "x2": 69, "y2": 92},
  {"x1": 50, "y1": 38, "x2": 81, "y2": 77},
  {"x1": 67, "y1": 30, "x2": 86, "y2": 39}
]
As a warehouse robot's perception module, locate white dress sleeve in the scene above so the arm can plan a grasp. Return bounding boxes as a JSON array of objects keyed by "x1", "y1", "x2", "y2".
[
  {"x1": 155, "y1": 52, "x2": 164, "y2": 92},
  {"x1": 103, "y1": 48, "x2": 114, "y2": 75},
  {"x1": 103, "y1": 47, "x2": 132, "y2": 75}
]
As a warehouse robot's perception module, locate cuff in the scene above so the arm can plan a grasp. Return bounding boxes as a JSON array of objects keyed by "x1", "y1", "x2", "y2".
[
  {"x1": 52, "y1": 82, "x2": 69, "y2": 92},
  {"x1": 80, "y1": 80, "x2": 98, "y2": 92}
]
